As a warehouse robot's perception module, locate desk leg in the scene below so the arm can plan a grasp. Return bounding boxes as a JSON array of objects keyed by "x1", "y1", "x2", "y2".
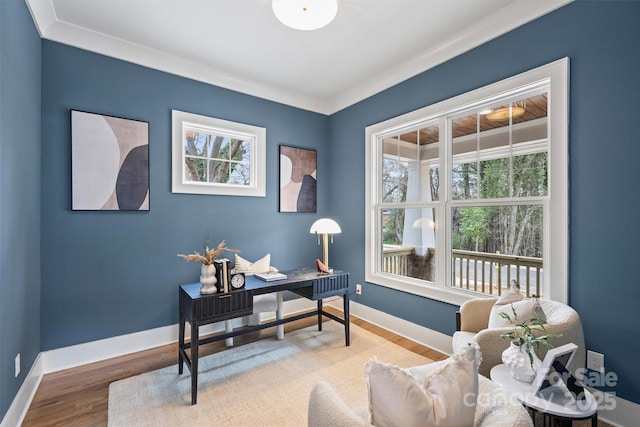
[
  {"x1": 343, "y1": 292, "x2": 350, "y2": 346},
  {"x1": 178, "y1": 312, "x2": 185, "y2": 374},
  {"x1": 276, "y1": 291, "x2": 284, "y2": 340},
  {"x1": 191, "y1": 321, "x2": 199, "y2": 405},
  {"x1": 317, "y1": 300, "x2": 323, "y2": 331}
]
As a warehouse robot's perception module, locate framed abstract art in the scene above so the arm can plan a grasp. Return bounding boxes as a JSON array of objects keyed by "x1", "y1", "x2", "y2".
[
  {"x1": 279, "y1": 145, "x2": 317, "y2": 213},
  {"x1": 71, "y1": 110, "x2": 149, "y2": 211}
]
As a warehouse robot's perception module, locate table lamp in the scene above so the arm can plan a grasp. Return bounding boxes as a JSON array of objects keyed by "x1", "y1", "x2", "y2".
[{"x1": 310, "y1": 218, "x2": 341, "y2": 270}]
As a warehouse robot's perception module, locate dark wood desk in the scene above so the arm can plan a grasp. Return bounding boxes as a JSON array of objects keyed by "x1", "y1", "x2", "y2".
[{"x1": 178, "y1": 268, "x2": 350, "y2": 404}]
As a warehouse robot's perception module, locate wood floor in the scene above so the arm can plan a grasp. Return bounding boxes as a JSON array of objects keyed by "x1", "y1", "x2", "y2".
[{"x1": 22, "y1": 310, "x2": 609, "y2": 427}]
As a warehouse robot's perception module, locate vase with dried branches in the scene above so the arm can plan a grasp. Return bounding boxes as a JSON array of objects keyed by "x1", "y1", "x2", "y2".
[{"x1": 178, "y1": 240, "x2": 239, "y2": 294}]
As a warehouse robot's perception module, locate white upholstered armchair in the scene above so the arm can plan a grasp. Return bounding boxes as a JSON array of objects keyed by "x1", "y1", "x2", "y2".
[
  {"x1": 452, "y1": 298, "x2": 586, "y2": 378},
  {"x1": 308, "y1": 360, "x2": 533, "y2": 427}
]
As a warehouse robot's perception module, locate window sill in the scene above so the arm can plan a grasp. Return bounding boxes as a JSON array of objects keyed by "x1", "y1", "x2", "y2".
[{"x1": 365, "y1": 272, "x2": 495, "y2": 306}]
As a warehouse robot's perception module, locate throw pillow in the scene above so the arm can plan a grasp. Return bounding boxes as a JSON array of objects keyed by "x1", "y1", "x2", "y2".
[
  {"x1": 233, "y1": 253, "x2": 271, "y2": 276},
  {"x1": 364, "y1": 344, "x2": 479, "y2": 427},
  {"x1": 495, "y1": 281, "x2": 524, "y2": 305},
  {"x1": 488, "y1": 283, "x2": 546, "y2": 328}
]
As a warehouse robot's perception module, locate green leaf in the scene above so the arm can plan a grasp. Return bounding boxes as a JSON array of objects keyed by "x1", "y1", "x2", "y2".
[{"x1": 510, "y1": 304, "x2": 518, "y2": 321}]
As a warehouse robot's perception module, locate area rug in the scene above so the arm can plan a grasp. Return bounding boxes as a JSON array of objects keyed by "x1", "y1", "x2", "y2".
[{"x1": 107, "y1": 321, "x2": 436, "y2": 426}]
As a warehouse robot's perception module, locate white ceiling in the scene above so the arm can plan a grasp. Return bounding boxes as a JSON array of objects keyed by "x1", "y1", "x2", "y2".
[{"x1": 26, "y1": 0, "x2": 571, "y2": 115}]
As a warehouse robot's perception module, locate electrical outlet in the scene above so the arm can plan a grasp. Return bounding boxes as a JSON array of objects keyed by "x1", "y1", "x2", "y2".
[
  {"x1": 15, "y1": 353, "x2": 20, "y2": 377},
  {"x1": 587, "y1": 350, "x2": 604, "y2": 373},
  {"x1": 356, "y1": 284, "x2": 362, "y2": 295}
]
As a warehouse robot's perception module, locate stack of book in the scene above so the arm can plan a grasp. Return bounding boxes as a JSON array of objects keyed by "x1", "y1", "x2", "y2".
[
  {"x1": 214, "y1": 258, "x2": 231, "y2": 293},
  {"x1": 255, "y1": 272, "x2": 288, "y2": 282}
]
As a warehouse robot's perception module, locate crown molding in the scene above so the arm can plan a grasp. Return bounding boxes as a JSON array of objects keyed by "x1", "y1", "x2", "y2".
[
  {"x1": 26, "y1": 0, "x2": 571, "y2": 115},
  {"x1": 328, "y1": 0, "x2": 573, "y2": 113}
]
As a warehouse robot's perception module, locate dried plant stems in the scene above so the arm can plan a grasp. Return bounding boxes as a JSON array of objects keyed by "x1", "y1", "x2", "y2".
[{"x1": 177, "y1": 240, "x2": 239, "y2": 265}]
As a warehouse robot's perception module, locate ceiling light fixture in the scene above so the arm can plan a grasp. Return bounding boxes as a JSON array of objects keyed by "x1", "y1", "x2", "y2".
[
  {"x1": 272, "y1": 0, "x2": 338, "y2": 31},
  {"x1": 486, "y1": 101, "x2": 527, "y2": 121}
]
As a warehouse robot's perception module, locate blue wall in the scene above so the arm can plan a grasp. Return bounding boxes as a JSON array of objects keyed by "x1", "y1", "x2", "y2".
[
  {"x1": 330, "y1": 0, "x2": 640, "y2": 404},
  {"x1": 40, "y1": 41, "x2": 331, "y2": 350},
  {"x1": 3, "y1": 0, "x2": 640, "y2": 419},
  {"x1": 0, "y1": 0, "x2": 42, "y2": 419}
]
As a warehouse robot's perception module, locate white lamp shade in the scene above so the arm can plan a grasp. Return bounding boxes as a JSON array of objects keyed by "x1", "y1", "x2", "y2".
[
  {"x1": 272, "y1": 0, "x2": 338, "y2": 31},
  {"x1": 310, "y1": 218, "x2": 341, "y2": 234}
]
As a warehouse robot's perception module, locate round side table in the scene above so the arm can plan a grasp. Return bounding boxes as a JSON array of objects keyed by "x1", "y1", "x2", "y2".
[{"x1": 490, "y1": 364, "x2": 598, "y2": 427}]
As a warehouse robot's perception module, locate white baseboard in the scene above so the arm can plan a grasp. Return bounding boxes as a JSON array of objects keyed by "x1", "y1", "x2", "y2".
[
  {"x1": 42, "y1": 323, "x2": 180, "y2": 374},
  {"x1": 341, "y1": 299, "x2": 454, "y2": 356},
  {"x1": 42, "y1": 297, "x2": 317, "y2": 374},
  {"x1": 588, "y1": 387, "x2": 640, "y2": 427},
  {"x1": 3, "y1": 297, "x2": 639, "y2": 426},
  {"x1": 0, "y1": 354, "x2": 43, "y2": 427}
]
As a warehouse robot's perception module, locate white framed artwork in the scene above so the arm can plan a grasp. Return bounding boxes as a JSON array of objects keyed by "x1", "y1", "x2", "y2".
[{"x1": 171, "y1": 110, "x2": 266, "y2": 197}]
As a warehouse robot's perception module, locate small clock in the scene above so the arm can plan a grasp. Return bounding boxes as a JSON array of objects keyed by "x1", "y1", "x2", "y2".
[{"x1": 230, "y1": 272, "x2": 246, "y2": 290}]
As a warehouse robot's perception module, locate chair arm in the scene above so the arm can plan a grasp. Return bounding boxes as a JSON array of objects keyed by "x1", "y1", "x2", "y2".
[
  {"x1": 536, "y1": 320, "x2": 586, "y2": 374},
  {"x1": 308, "y1": 381, "x2": 371, "y2": 427},
  {"x1": 475, "y1": 375, "x2": 534, "y2": 427},
  {"x1": 472, "y1": 327, "x2": 512, "y2": 378},
  {"x1": 458, "y1": 298, "x2": 496, "y2": 333}
]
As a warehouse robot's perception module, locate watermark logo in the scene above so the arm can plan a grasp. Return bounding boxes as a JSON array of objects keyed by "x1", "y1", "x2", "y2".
[
  {"x1": 575, "y1": 368, "x2": 618, "y2": 388},
  {"x1": 464, "y1": 368, "x2": 618, "y2": 412}
]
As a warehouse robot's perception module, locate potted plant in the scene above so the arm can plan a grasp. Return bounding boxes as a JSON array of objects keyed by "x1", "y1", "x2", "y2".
[{"x1": 498, "y1": 303, "x2": 560, "y2": 382}]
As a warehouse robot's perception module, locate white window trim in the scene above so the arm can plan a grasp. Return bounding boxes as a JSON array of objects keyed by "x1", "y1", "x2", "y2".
[
  {"x1": 365, "y1": 58, "x2": 569, "y2": 305},
  {"x1": 171, "y1": 110, "x2": 266, "y2": 197}
]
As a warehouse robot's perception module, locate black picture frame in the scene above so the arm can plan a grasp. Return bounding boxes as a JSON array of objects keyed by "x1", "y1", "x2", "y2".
[
  {"x1": 530, "y1": 343, "x2": 584, "y2": 399},
  {"x1": 279, "y1": 145, "x2": 317, "y2": 213}
]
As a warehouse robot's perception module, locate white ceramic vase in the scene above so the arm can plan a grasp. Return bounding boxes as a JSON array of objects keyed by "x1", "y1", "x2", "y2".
[
  {"x1": 502, "y1": 342, "x2": 542, "y2": 383},
  {"x1": 200, "y1": 263, "x2": 218, "y2": 294}
]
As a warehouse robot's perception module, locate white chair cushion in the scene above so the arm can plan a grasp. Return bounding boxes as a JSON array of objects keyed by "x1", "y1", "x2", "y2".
[
  {"x1": 408, "y1": 361, "x2": 533, "y2": 427},
  {"x1": 253, "y1": 294, "x2": 277, "y2": 312},
  {"x1": 488, "y1": 284, "x2": 545, "y2": 328},
  {"x1": 452, "y1": 330, "x2": 477, "y2": 354},
  {"x1": 247, "y1": 293, "x2": 280, "y2": 326},
  {"x1": 494, "y1": 283, "x2": 524, "y2": 305},
  {"x1": 364, "y1": 344, "x2": 479, "y2": 427}
]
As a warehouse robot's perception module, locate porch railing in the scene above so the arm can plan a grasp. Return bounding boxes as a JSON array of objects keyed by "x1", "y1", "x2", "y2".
[
  {"x1": 381, "y1": 246, "x2": 543, "y2": 297},
  {"x1": 382, "y1": 245, "x2": 413, "y2": 276},
  {"x1": 452, "y1": 250, "x2": 543, "y2": 297}
]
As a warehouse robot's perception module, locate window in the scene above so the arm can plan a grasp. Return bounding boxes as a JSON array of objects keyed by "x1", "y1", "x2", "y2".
[
  {"x1": 365, "y1": 59, "x2": 568, "y2": 305},
  {"x1": 172, "y1": 110, "x2": 266, "y2": 197}
]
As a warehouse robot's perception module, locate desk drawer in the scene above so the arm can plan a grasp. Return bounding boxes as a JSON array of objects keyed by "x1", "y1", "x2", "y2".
[
  {"x1": 192, "y1": 290, "x2": 254, "y2": 321},
  {"x1": 313, "y1": 274, "x2": 349, "y2": 294},
  {"x1": 293, "y1": 273, "x2": 349, "y2": 299}
]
